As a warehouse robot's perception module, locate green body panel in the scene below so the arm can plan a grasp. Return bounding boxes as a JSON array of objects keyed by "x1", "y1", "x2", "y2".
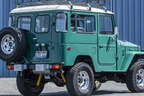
[
  {"x1": 97, "y1": 14, "x2": 117, "y2": 70},
  {"x1": 10, "y1": 9, "x2": 144, "y2": 72},
  {"x1": 116, "y1": 40, "x2": 142, "y2": 72},
  {"x1": 12, "y1": 11, "x2": 65, "y2": 64}
]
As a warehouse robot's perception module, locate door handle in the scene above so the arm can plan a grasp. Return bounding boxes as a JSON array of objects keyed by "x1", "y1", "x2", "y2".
[
  {"x1": 99, "y1": 45, "x2": 103, "y2": 48},
  {"x1": 110, "y1": 36, "x2": 115, "y2": 41},
  {"x1": 111, "y1": 37, "x2": 115, "y2": 41}
]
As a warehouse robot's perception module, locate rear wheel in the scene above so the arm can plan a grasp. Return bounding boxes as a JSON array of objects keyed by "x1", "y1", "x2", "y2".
[
  {"x1": 16, "y1": 71, "x2": 45, "y2": 96},
  {"x1": 66, "y1": 62, "x2": 94, "y2": 96},
  {"x1": 126, "y1": 61, "x2": 144, "y2": 93}
]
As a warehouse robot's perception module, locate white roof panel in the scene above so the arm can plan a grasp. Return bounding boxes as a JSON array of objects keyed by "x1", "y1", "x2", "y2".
[{"x1": 10, "y1": 5, "x2": 113, "y2": 14}]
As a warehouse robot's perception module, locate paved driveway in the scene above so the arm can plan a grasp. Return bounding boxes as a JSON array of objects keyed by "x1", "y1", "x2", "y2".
[{"x1": 0, "y1": 78, "x2": 144, "y2": 96}]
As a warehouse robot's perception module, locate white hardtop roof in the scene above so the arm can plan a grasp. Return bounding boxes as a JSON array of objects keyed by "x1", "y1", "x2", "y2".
[{"x1": 11, "y1": 5, "x2": 113, "y2": 14}]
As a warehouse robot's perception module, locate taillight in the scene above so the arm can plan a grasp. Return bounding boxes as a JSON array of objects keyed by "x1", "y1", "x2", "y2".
[
  {"x1": 51, "y1": 65, "x2": 60, "y2": 69},
  {"x1": 7, "y1": 65, "x2": 14, "y2": 70}
]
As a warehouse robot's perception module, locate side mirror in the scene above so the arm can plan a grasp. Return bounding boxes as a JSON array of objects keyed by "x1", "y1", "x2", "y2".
[{"x1": 114, "y1": 27, "x2": 119, "y2": 36}]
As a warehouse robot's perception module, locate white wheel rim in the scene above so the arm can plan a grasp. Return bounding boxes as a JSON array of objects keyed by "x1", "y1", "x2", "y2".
[
  {"x1": 77, "y1": 71, "x2": 90, "y2": 93},
  {"x1": 136, "y1": 69, "x2": 144, "y2": 89},
  {"x1": 1, "y1": 34, "x2": 15, "y2": 54}
]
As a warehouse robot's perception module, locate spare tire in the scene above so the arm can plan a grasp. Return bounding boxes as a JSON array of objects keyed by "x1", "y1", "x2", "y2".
[{"x1": 0, "y1": 27, "x2": 27, "y2": 62}]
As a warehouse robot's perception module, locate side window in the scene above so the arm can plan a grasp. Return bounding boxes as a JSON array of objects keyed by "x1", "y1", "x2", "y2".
[
  {"x1": 99, "y1": 15, "x2": 114, "y2": 35},
  {"x1": 35, "y1": 15, "x2": 49, "y2": 33},
  {"x1": 71, "y1": 14, "x2": 95, "y2": 33},
  {"x1": 56, "y1": 13, "x2": 67, "y2": 32},
  {"x1": 18, "y1": 17, "x2": 31, "y2": 31},
  {"x1": 9, "y1": 16, "x2": 12, "y2": 26}
]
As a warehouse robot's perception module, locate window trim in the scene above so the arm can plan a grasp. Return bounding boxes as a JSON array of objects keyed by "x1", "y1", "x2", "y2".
[
  {"x1": 71, "y1": 14, "x2": 96, "y2": 34},
  {"x1": 17, "y1": 16, "x2": 32, "y2": 31},
  {"x1": 99, "y1": 15, "x2": 114, "y2": 35},
  {"x1": 35, "y1": 14, "x2": 50, "y2": 34},
  {"x1": 55, "y1": 12, "x2": 68, "y2": 33}
]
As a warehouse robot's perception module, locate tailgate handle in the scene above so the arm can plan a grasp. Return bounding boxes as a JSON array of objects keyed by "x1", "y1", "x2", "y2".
[{"x1": 33, "y1": 38, "x2": 37, "y2": 40}]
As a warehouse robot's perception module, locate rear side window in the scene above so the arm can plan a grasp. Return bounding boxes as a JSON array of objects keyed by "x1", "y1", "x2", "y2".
[
  {"x1": 18, "y1": 17, "x2": 31, "y2": 31},
  {"x1": 71, "y1": 14, "x2": 95, "y2": 33},
  {"x1": 35, "y1": 15, "x2": 49, "y2": 33},
  {"x1": 99, "y1": 15, "x2": 114, "y2": 35},
  {"x1": 56, "y1": 13, "x2": 67, "y2": 32},
  {"x1": 9, "y1": 16, "x2": 12, "y2": 26}
]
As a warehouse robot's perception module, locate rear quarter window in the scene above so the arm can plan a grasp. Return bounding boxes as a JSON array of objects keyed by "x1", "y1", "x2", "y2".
[
  {"x1": 56, "y1": 13, "x2": 67, "y2": 32},
  {"x1": 18, "y1": 17, "x2": 31, "y2": 31},
  {"x1": 9, "y1": 16, "x2": 12, "y2": 26}
]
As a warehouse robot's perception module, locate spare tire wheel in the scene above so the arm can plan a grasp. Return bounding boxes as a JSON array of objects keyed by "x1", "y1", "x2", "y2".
[{"x1": 0, "y1": 27, "x2": 27, "y2": 62}]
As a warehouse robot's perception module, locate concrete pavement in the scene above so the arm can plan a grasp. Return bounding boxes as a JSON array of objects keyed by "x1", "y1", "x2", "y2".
[{"x1": 0, "y1": 78, "x2": 144, "y2": 96}]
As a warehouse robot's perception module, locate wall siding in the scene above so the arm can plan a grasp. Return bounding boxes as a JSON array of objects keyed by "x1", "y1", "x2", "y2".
[
  {"x1": 0, "y1": 0, "x2": 16, "y2": 77},
  {"x1": 111, "y1": 0, "x2": 144, "y2": 49},
  {"x1": 0, "y1": 0, "x2": 144, "y2": 77}
]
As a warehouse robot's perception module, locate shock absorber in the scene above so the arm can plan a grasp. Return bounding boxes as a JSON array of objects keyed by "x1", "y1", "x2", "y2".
[{"x1": 36, "y1": 74, "x2": 42, "y2": 87}]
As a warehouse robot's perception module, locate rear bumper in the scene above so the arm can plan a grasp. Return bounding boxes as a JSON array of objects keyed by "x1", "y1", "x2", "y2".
[{"x1": 13, "y1": 64, "x2": 62, "y2": 72}]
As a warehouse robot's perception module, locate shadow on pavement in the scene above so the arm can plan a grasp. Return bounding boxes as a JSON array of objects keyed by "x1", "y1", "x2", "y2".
[
  {"x1": 0, "y1": 95, "x2": 21, "y2": 96},
  {"x1": 0, "y1": 90, "x2": 132, "y2": 96},
  {"x1": 41, "y1": 90, "x2": 131, "y2": 96},
  {"x1": 93, "y1": 90, "x2": 131, "y2": 95},
  {"x1": 0, "y1": 91, "x2": 69, "y2": 96},
  {"x1": 41, "y1": 91, "x2": 69, "y2": 96}
]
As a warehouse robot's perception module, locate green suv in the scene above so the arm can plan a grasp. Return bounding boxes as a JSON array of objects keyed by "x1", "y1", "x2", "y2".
[{"x1": 0, "y1": 2, "x2": 144, "y2": 96}]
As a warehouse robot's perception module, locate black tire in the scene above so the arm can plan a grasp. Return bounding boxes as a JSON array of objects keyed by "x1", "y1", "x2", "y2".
[
  {"x1": 66, "y1": 62, "x2": 94, "y2": 96},
  {"x1": 126, "y1": 61, "x2": 144, "y2": 93},
  {"x1": 0, "y1": 27, "x2": 27, "y2": 62},
  {"x1": 16, "y1": 71, "x2": 45, "y2": 96}
]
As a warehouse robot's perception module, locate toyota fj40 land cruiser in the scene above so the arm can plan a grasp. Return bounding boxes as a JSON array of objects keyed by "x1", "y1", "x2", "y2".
[{"x1": 0, "y1": 0, "x2": 144, "y2": 96}]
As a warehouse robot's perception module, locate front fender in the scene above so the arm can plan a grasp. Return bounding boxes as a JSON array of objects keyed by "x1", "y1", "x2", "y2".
[{"x1": 118, "y1": 51, "x2": 144, "y2": 72}]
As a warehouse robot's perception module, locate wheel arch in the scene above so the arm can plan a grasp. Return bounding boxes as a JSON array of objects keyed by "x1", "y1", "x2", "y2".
[
  {"x1": 128, "y1": 54, "x2": 144, "y2": 71},
  {"x1": 74, "y1": 55, "x2": 96, "y2": 72}
]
